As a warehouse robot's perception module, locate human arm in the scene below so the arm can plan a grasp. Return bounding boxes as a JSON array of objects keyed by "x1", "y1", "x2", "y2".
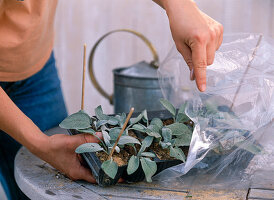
[
  {"x1": 153, "y1": 0, "x2": 223, "y2": 92},
  {"x1": 0, "y1": 87, "x2": 100, "y2": 182}
]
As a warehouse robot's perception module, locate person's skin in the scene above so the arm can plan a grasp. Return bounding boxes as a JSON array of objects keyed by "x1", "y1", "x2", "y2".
[
  {"x1": 0, "y1": 0, "x2": 223, "y2": 184},
  {"x1": 0, "y1": 87, "x2": 100, "y2": 183},
  {"x1": 154, "y1": 0, "x2": 223, "y2": 92}
]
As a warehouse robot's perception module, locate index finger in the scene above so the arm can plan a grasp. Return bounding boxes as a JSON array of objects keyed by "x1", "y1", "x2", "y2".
[{"x1": 192, "y1": 44, "x2": 207, "y2": 92}]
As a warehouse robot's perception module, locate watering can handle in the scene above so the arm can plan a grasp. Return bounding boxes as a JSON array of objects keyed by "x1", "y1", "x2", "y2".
[{"x1": 88, "y1": 29, "x2": 159, "y2": 105}]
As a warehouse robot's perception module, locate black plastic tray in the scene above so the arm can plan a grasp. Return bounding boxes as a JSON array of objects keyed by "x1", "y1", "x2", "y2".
[{"x1": 67, "y1": 110, "x2": 183, "y2": 187}]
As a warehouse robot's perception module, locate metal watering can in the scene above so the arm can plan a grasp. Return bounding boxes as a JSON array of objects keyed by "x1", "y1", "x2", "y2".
[{"x1": 88, "y1": 29, "x2": 164, "y2": 114}]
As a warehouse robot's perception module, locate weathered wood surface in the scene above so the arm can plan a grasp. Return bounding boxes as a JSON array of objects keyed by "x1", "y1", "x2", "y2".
[{"x1": 14, "y1": 127, "x2": 274, "y2": 200}]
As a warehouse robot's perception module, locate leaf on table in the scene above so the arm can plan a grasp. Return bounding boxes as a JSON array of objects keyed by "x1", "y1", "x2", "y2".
[
  {"x1": 75, "y1": 143, "x2": 103, "y2": 153},
  {"x1": 170, "y1": 146, "x2": 186, "y2": 162},
  {"x1": 160, "y1": 98, "x2": 176, "y2": 117},
  {"x1": 118, "y1": 136, "x2": 141, "y2": 145},
  {"x1": 166, "y1": 123, "x2": 192, "y2": 135},
  {"x1": 140, "y1": 157, "x2": 157, "y2": 182},
  {"x1": 127, "y1": 155, "x2": 140, "y2": 175},
  {"x1": 59, "y1": 110, "x2": 91, "y2": 130},
  {"x1": 101, "y1": 159, "x2": 118, "y2": 179}
]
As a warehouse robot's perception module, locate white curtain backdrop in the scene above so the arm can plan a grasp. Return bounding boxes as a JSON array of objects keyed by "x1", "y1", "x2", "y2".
[{"x1": 54, "y1": 0, "x2": 274, "y2": 115}]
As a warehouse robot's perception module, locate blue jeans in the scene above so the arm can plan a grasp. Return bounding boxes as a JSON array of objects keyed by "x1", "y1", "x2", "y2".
[{"x1": 0, "y1": 52, "x2": 67, "y2": 200}]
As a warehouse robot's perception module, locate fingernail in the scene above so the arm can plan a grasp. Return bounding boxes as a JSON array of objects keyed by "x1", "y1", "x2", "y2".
[
  {"x1": 190, "y1": 69, "x2": 195, "y2": 81},
  {"x1": 200, "y1": 84, "x2": 206, "y2": 92}
]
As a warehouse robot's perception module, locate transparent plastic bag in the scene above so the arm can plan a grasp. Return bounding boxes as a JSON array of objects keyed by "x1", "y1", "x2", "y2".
[{"x1": 157, "y1": 33, "x2": 274, "y2": 189}]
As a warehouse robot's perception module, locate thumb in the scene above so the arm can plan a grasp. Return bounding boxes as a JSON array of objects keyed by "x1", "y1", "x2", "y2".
[
  {"x1": 83, "y1": 132, "x2": 103, "y2": 143},
  {"x1": 70, "y1": 132, "x2": 103, "y2": 150}
]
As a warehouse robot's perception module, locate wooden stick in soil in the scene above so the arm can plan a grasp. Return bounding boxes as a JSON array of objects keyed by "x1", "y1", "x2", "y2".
[
  {"x1": 81, "y1": 44, "x2": 87, "y2": 110},
  {"x1": 108, "y1": 107, "x2": 135, "y2": 160}
]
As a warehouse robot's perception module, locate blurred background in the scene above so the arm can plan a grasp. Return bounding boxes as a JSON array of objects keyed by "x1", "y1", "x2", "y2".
[
  {"x1": 53, "y1": 0, "x2": 274, "y2": 116},
  {"x1": 0, "y1": 0, "x2": 273, "y2": 199}
]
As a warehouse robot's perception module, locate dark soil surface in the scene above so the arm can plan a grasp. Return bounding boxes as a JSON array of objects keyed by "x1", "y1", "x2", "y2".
[
  {"x1": 96, "y1": 150, "x2": 129, "y2": 166},
  {"x1": 97, "y1": 119, "x2": 192, "y2": 166}
]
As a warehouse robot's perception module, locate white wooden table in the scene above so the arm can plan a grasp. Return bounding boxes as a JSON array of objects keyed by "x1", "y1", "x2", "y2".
[{"x1": 14, "y1": 127, "x2": 274, "y2": 200}]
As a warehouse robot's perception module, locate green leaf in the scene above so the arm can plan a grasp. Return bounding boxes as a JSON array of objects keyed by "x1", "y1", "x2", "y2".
[
  {"x1": 130, "y1": 113, "x2": 144, "y2": 125},
  {"x1": 127, "y1": 156, "x2": 140, "y2": 175},
  {"x1": 141, "y1": 152, "x2": 156, "y2": 158},
  {"x1": 166, "y1": 123, "x2": 192, "y2": 135},
  {"x1": 118, "y1": 136, "x2": 141, "y2": 145},
  {"x1": 59, "y1": 110, "x2": 91, "y2": 130},
  {"x1": 95, "y1": 106, "x2": 109, "y2": 120},
  {"x1": 142, "y1": 110, "x2": 148, "y2": 125},
  {"x1": 109, "y1": 128, "x2": 126, "y2": 141},
  {"x1": 130, "y1": 110, "x2": 148, "y2": 125},
  {"x1": 102, "y1": 130, "x2": 111, "y2": 147},
  {"x1": 146, "y1": 124, "x2": 161, "y2": 138},
  {"x1": 95, "y1": 120, "x2": 108, "y2": 129},
  {"x1": 175, "y1": 134, "x2": 192, "y2": 147},
  {"x1": 160, "y1": 141, "x2": 172, "y2": 149},
  {"x1": 161, "y1": 127, "x2": 172, "y2": 143},
  {"x1": 170, "y1": 146, "x2": 186, "y2": 162},
  {"x1": 150, "y1": 118, "x2": 163, "y2": 129},
  {"x1": 77, "y1": 127, "x2": 96, "y2": 134},
  {"x1": 131, "y1": 124, "x2": 147, "y2": 132},
  {"x1": 140, "y1": 157, "x2": 157, "y2": 182},
  {"x1": 109, "y1": 127, "x2": 121, "y2": 140},
  {"x1": 176, "y1": 103, "x2": 189, "y2": 122},
  {"x1": 101, "y1": 159, "x2": 118, "y2": 179},
  {"x1": 75, "y1": 143, "x2": 103, "y2": 153},
  {"x1": 176, "y1": 113, "x2": 190, "y2": 123},
  {"x1": 115, "y1": 113, "x2": 126, "y2": 127},
  {"x1": 146, "y1": 131, "x2": 161, "y2": 138},
  {"x1": 108, "y1": 145, "x2": 120, "y2": 154},
  {"x1": 147, "y1": 124, "x2": 160, "y2": 132},
  {"x1": 159, "y1": 98, "x2": 176, "y2": 117},
  {"x1": 107, "y1": 117, "x2": 119, "y2": 126},
  {"x1": 138, "y1": 136, "x2": 154, "y2": 156}
]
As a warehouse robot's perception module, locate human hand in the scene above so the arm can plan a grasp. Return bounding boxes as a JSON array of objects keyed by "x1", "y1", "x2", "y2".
[
  {"x1": 164, "y1": 0, "x2": 223, "y2": 92},
  {"x1": 34, "y1": 133, "x2": 102, "y2": 183}
]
